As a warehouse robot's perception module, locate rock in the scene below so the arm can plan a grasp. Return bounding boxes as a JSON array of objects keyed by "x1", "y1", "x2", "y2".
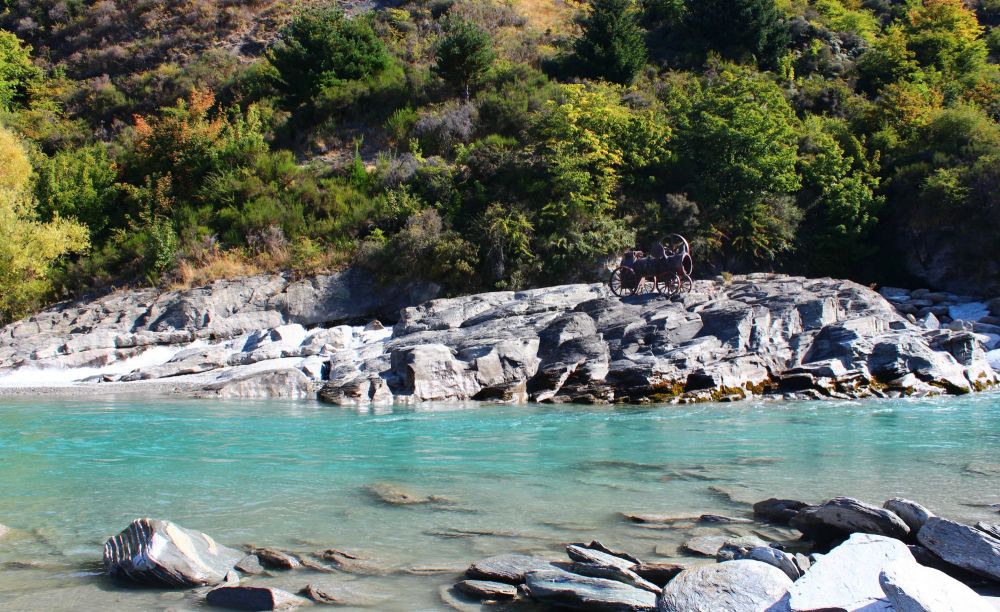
[
  {"x1": 251, "y1": 547, "x2": 300, "y2": 570},
  {"x1": 884, "y1": 498, "x2": 935, "y2": 534},
  {"x1": 573, "y1": 541, "x2": 642, "y2": 565},
  {"x1": 978, "y1": 522, "x2": 1000, "y2": 540},
  {"x1": 299, "y1": 583, "x2": 342, "y2": 605},
  {"x1": 657, "y1": 560, "x2": 791, "y2": 612},
  {"x1": 234, "y1": 555, "x2": 264, "y2": 575},
  {"x1": 103, "y1": 518, "x2": 244, "y2": 587},
  {"x1": 753, "y1": 498, "x2": 809, "y2": 525},
  {"x1": 454, "y1": 579, "x2": 519, "y2": 600},
  {"x1": 366, "y1": 482, "x2": 446, "y2": 506},
  {"x1": 567, "y1": 544, "x2": 638, "y2": 571},
  {"x1": 568, "y1": 562, "x2": 662, "y2": 595},
  {"x1": 880, "y1": 561, "x2": 993, "y2": 612},
  {"x1": 698, "y1": 514, "x2": 753, "y2": 524},
  {"x1": 205, "y1": 586, "x2": 308, "y2": 610},
  {"x1": 524, "y1": 569, "x2": 657, "y2": 611},
  {"x1": 790, "y1": 497, "x2": 910, "y2": 547},
  {"x1": 917, "y1": 517, "x2": 1000, "y2": 582},
  {"x1": 785, "y1": 533, "x2": 913, "y2": 612},
  {"x1": 727, "y1": 546, "x2": 801, "y2": 581},
  {"x1": 466, "y1": 554, "x2": 559, "y2": 584},
  {"x1": 683, "y1": 535, "x2": 768, "y2": 557},
  {"x1": 634, "y1": 562, "x2": 685, "y2": 587}
]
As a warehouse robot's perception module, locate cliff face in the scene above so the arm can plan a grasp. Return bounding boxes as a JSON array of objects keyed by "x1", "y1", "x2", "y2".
[{"x1": 0, "y1": 273, "x2": 994, "y2": 402}]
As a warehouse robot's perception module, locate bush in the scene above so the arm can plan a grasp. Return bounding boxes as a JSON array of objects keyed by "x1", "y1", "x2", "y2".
[
  {"x1": 571, "y1": 0, "x2": 648, "y2": 84},
  {"x1": 433, "y1": 17, "x2": 496, "y2": 99},
  {"x1": 268, "y1": 8, "x2": 389, "y2": 107}
]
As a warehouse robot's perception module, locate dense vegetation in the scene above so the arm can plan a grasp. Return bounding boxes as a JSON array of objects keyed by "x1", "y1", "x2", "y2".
[{"x1": 0, "y1": 0, "x2": 998, "y2": 323}]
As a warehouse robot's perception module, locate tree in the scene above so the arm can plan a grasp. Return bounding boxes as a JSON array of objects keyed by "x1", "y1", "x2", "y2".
[
  {"x1": 0, "y1": 124, "x2": 89, "y2": 323},
  {"x1": 685, "y1": 0, "x2": 789, "y2": 70},
  {"x1": 0, "y1": 31, "x2": 41, "y2": 112},
  {"x1": 267, "y1": 8, "x2": 389, "y2": 106},
  {"x1": 434, "y1": 18, "x2": 496, "y2": 100},
  {"x1": 904, "y1": 0, "x2": 988, "y2": 80},
  {"x1": 572, "y1": 0, "x2": 648, "y2": 84},
  {"x1": 674, "y1": 65, "x2": 801, "y2": 262}
]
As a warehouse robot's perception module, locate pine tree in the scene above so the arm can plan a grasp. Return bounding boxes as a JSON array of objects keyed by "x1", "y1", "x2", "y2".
[
  {"x1": 572, "y1": 0, "x2": 648, "y2": 84},
  {"x1": 433, "y1": 18, "x2": 497, "y2": 100},
  {"x1": 685, "y1": 0, "x2": 789, "y2": 70}
]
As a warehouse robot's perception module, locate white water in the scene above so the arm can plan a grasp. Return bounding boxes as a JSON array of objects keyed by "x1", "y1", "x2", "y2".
[{"x1": 0, "y1": 324, "x2": 394, "y2": 388}]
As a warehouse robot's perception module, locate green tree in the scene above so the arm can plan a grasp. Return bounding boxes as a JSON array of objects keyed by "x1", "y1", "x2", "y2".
[
  {"x1": 685, "y1": 0, "x2": 789, "y2": 69},
  {"x1": 0, "y1": 31, "x2": 41, "y2": 112},
  {"x1": 34, "y1": 144, "x2": 119, "y2": 238},
  {"x1": 0, "y1": 124, "x2": 89, "y2": 323},
  {"x1": 572, "y1": 0, "x2": 648, "y2": 84},
  {"x1": 796, "y1": 117, "x2": 884, "y2": 276},
  {"x1": 433, "y1": 18, "x2": 496, "y2": 100},
  {"x1": 675, "y1": 66, "x2": 801, "y2": 262},
  {"x1": 857, "y1": 26, "x2": 921, "y2": 94},
  {"x1": 904, "y1": 0, "x2": 988, "y2": 80},
  {"x1": 267, "y1": 8, "x2": 389, "y2": 106}
]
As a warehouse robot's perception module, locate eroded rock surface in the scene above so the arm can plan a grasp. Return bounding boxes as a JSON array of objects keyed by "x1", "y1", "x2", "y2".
[
  {"x1": 103, "y1": 518, "x2": 244, "y2": 587},
  {"x1": 657, "y1": 560, "x2": 791, "y2": 612}
]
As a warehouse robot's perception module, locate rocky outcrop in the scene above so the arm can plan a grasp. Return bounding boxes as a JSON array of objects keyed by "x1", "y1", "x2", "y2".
[
  {"x1": 103, "y1": 518, "x2": 244, "y2": 587},
  {"x1": 917, "y1": 517, "x2": 1000, "y2": 582},
  {"x1": 879, "y1": 561, "x2": 993, "y2": 612},
  {"x1": 2, "y1": 273, "x2": 996, "y2": 401}
]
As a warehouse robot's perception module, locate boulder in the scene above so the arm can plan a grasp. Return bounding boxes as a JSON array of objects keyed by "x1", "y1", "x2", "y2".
[
  {"x1": 790, "y1": 497, "x2": 910, "y2": 547},
  {"x1": 785, "y1": 533, "x2": 913, "y2": 612},
  {"x1": 205, "y1": 586, "x2": 308, "y2": 610},
  {"x1": 727, "y1": 546, "x2": 801, "y2": 581},
  {"x1": 884, "y1": 498, "x2": 935, "y2": 534},
  {"x1": 753, "y1": 498, "x2": 809, "y2": 525},
  {"x1": 917, "y1": 517, "x2": 1000, "y2": 582},
  {"x1": 524, "y1": 569, "x2": 657, "y2": 611},
  {"x1": 454, "y1": 579, "x2": 519, "y2": 600},
  {"x1": 466, "y1": 554, "x2": 559, "y2": 584},
  {"x1": 234, "y1": 555, "x2": 264, "y2": 575},
  {"x1": 103, "y1": 518, "x2": 244, "y2": 587},
  {"x1": 880, "y1": 561, "x2": 993, "y2": 612},
  {"x1": 567, "y1": 544, "x2": 637, "y2": 571},
  {"x1": 657, "y1": 560, "x2": 791, "y2": 612},
  {"x1": 251, "y1": 547, "x2": 300, "y2": 570}
]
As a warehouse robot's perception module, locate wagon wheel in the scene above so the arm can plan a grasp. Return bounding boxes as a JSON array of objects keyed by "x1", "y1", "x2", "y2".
[
  {"x1": 661, "y1": 234, "x2": 691, "y2": 257},
  {"x1": 610, "y1": 266, "x2": 638, "y2": 297},
  {"x1": 681, "y1": 252, "x2": 694, "y2": 276},
  {"x1": 657, "y1": 274, "x2": 681, "y2": 297},
  {"x1": 639, "y1": 277, "x2": 657, "y2": 294},
  {"x1": 680, "y1": 272, "x2": 694, "y2": 294}
]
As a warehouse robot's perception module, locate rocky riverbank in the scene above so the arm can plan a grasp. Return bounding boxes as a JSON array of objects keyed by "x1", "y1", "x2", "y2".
[
  {"x1": 96, "y1": 492, "x2": 1000, "y2": 611},
  {"x1": 0, "y1": 272, "x2": 996, "y2": 402}
]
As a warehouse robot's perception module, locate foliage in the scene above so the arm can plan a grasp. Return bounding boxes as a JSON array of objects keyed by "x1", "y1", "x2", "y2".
[
  {"x1": 674, "y1": 65, "x2": 801, "y2": 262},
  {"x1": 0, "y1": 124, "x2": 89, "y2": 323},
  {"x1": 686, "y1": 0, "x2": 790, "y2": 69},
  {"x1": 268, "y1": 8, "x2": 390, "y2": 106},
  {"x1": 571, "y1": 0, "x2": 648, "y2": 84},
  {"x1": 33, "y1": 144, "x2": 118, "y2": 238},
  {"x1": 0, "y1": 31, "x2": 40, "y2": 112},
  {"x1": 433, "y1": 17, "x2": 497, "y2": 99}
]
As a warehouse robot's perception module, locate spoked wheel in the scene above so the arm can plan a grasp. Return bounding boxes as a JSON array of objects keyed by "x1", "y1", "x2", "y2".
[
  {"x1": 681, "y1": 253, "x2": 694, "y2": 277},
  {"x1": 657, "y1": 274, "x2": 681, "y2": 297},
  {"x1": 680, "y1": 272, "x2": 693, "y2": 294},
  {"x1": 662, "y1": 234, "x2": 691, "y2": 258},
  {"x1": 610, "y1": 266, "x2": 638, "y2": 297}
]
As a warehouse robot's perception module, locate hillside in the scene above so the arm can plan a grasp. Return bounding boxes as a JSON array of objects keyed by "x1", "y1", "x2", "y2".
[{"x1": 1, "y1": 0, "x2": 999, "y2": 324}]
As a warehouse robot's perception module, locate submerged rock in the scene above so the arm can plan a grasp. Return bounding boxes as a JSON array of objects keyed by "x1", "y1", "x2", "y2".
[
  {"x1": 454, "y1": 579, "x2": 519, "y2": 600},
  {"x1": 103, "y1": 518, "x2": 244, "y2": 587},
  {"x1": 466, "y1": 554, "x2": 559, "y2": 584},
  {"x1": 206, "y1": 586, "x2": 308, "y2": 610},
  {"x1": 250, "y1": 547, "x2": 300, "y2": 570},
  {"x1": 524, "y1": 569, "x2": 657, "y2": 611},
  {"x1": 657, "y1": 560, "x2": 791, "y2": 612}
]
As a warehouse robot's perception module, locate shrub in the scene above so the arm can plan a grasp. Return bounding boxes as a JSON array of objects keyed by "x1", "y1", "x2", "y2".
[
  {"x1": 571, "y1": 0, "x2": 648, "y2": 84},
  {"x1": 433, "y1": 17, "x2": 497, "y2": 99}
]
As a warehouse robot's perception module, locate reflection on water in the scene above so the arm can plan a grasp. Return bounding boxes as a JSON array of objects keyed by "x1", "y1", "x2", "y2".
[{"x1": 0, "y1": 394, "x2": 997, "y2": 610}]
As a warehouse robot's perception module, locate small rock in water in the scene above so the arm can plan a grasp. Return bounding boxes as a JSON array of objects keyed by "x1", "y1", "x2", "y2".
[
  {"x1": 880, "y1": 561, "x2": 994, "y2": 612},
  {"x1": 364, "y1": 320, "x2": 385, "y2": 331},
  {"x1": 103, "y1": 518, "x2": 244, "y2": 587},
  {"x1": 524, "y1": 569, "x2": 657, "y2": 611},
  {"x1": 365, "y1": 482, "x2": 449, "y2": 506},
  {"x1": 883, "y1": 498, "x2": 935, "y2": 534},
  {"x1": 299, "y1": 583, "x2": 342, "y2": 605},
  {"x1": 206, "y1": 586, "x2": 308, "y2": 610},
  {"x1": 683, "y1": 535, "x2": 767, "y2": 558},
  {"x1": 658, "y1": 560, "x2": 792, "y2": 612},
  {"x1": 298, "y1": 557, "x2": 336, "y2": 573},
  {"x1": 454, "y1": 579, "x2": 519, "y2": 600},
  {"x1": 251, "y1": 547, "x2": 301, "y2": 570},
  {"x1": 698, "y1": 514, "x2": 753, "y2": 524},
  {"x1": 573, "y1": 540, "x2": 643, "y2": 565},
  {"x1": 466, "y1": 554, "x2": 558, "y2": 584},
  {"x1": 566, "y1": 544, "x2": 638, "y2": 571},
  {"x1": 622, "y1": 513, "x2": 698, "y2": 525},
  {"x1": 234, "y1": 555, "x2": 264, "y2": 576},
  {"x1": 976, "y1": 522, "x2": 1000, "y2": 540}
]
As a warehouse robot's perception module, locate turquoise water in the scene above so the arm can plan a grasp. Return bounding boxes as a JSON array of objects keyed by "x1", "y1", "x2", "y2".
[{"x1": 0, "y1": 395, "x2": 998, "y2": 610}]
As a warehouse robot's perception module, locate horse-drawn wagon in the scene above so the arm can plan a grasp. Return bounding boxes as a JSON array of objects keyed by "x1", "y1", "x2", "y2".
[{"x1": 608, "y1": 234, "x2": 694, "y2": 297}]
